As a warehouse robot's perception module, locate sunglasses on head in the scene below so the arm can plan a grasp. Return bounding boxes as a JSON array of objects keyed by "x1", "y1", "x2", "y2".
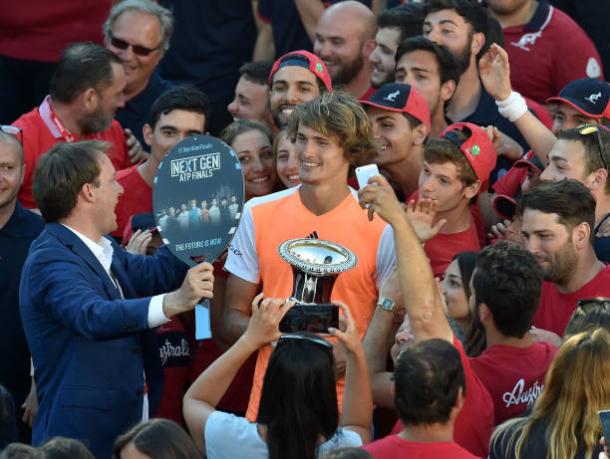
[
  {"x1": 278, "y1": 333, "x2": 333, "y2": 350},
  {"x1": 576, "y1": 298, "x2": 610, "y2": 314},
  {"x1": 1, "y1": 125, "x2": 23, "y2": 145},
  {"x1": 578, "y1": 124, "x2": 607, "y2": 170},
  {"x1": 109, "y1": 36, "x2": 161, "y2": 57}
]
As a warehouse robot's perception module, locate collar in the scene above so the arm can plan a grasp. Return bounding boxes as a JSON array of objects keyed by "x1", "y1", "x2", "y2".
[
  {"x1": 60, "y1": 224, "x2": 114, "y2": 273},
  {"x1": 524, "y1": 1, "x2": 552, "y2": 32},
  {"x1": 39, "y1": 95, "x2": 63, "y2": 139}
]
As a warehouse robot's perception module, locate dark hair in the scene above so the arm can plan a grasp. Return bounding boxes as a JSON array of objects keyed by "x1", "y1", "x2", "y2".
[
  {"x1": 239, "y1": 61, "x2": 274, "y2": 86},
  {"x1": 423, "y1": 0, "x2": 490, "y2": 58},
  {"x1": 486, "y1": 14, "x2": 505, "y2": 48},
  {"x1": 113, "y1": 419, "x2": 202, "y2": 459},
  {"x1": 33, "y1": 141, "x2": 106, "y2": 222},
  {"x1": 377, "y1": 5, "x2": 424, "y2": 43},
  {"x1": 453, "y1": 251, "x2": 477, "y2": 300},
  {"x1": 424, "y1": 136, "x2": 477, "y2": 186},
  {"x1": 220, "y1": 119, "x2": 272, "y2": 146},
  {"x1": 557, "y1": 126, "x2": 610, "y2": 193},
  {"x1": 473, "y1": 241, "x2": 543, "y2": 338},
  {"x1": 0, "y1": 444, "x2": 40, "y2": 459},
  {"x1": 39, "y1": 437, "x2": 94, "y2": 459},
  {"x1": 149, "y1": 85, "x2": 210, "y2": 130},
  {"x1": 257, "y1": 334, "x2": 338, "y2": 459},
  {"x1": 396, "y1": 36, "x2": 460, "y2": 87},
  {"x1": 394, "y1": 339, "x2": 465, "y2": 426},
  {"x1": 49, "y1": 43, "x2": 122, "y2": 104},
  {"x1": 565, "y1": 300, "x2": 610, "y2": 336},
  {"x1": 516, "y1": 179, "x2": 597, "y2": 243}
]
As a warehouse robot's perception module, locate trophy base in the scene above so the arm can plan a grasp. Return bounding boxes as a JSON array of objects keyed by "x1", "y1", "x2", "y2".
[{"x1": 279, "y1": 304, "x2": 339, "y2": 334}]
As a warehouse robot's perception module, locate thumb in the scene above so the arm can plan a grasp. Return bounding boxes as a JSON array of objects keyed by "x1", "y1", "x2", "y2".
[{"x1": 431, "y1": 218, "x2": 447, "y2": 236}]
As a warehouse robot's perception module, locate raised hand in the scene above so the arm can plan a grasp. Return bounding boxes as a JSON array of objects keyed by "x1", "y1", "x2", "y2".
[
  {"x1": 357, "y1": 174, "x2": 406, "y2": 225},
  {"x1": 125, "y1": 229, "x2": 153, "y2": 255},
  {"x1": 163, "y1": 262, "x2": 214, "y2": 317},
  {"x1": 405, "y1": 198, "x2": 447, "y2": 242},
  {"x1": 243, "y1": 294, "x2": 294, "y2": 348},
  {"x1": 479, "y1": 43, "x2": 512, "y2": 102},
  {"x1": 328, "y1": 301, "x2": 362, "y2": 356}
]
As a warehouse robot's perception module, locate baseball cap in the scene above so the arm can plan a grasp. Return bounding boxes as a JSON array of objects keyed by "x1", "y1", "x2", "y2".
[
  {"x1": 360, "y1": 83, "x2": 431, "y2": 129},
  {"x1": 513, "y1": 150, "x2": 544, "y2": 173},
  {"x1": 440, "y1": 122, "x2": 497, "y2": 191},
  {"x1": 268, "y1": 50, "x2": 333, "y2": 93},
  {"x1": 546, "y1": 78, "x2": 610, "y2": 119}
]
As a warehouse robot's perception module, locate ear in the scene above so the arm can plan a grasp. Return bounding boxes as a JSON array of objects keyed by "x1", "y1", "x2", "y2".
[
  {"x1": 80, "y1": 182, "x2": 97, "y2": 204},
  {"x1": 471, "y1": 32, "x2": 486, "y2": 58},
  {"x1": 454, "y1": 386, "x2": 465, "y2": 412},
  {"x1": 573, "y1": 221, "x2": 591, "y2": 250},
  {"x1": 82, "y1": 88, "x2": 99, "y2": 112},
  {"x1": 143, "y1": 123, "x2": 153, "y2": 147},
  {"x1": 362, "y1": 38, "x2": 377, "y2": 59},
  {"x1": 479, "y1": 302, "x2": 491, "y2": 323},
  {"x1": 587, "y1": 168, "x2": 608, "y2": 192},
  {"x1": 412, "y1": 123, "x2": 429, "y2": 146},
  {"x1": 463, "y1": 180, "x2": 482, "y2": 200},
  {"x1": 19, "y1": 162, "x2": 26, "y2": 185},
  {"x1": 440, "y1": 79, "x2": 457, "y2": 103}
]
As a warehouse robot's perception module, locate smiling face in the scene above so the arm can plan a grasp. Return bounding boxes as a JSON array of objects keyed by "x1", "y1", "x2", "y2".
[
  {"x1": 233, "y1": 129, "x2": 277, "y2": 199},
  {"x1": 367, "y1": 107, "x2": 415, "y2": 166},
  {"x1": 294, "y1": 123, "x2": 350, "y2": 188},
  {"x1": 0, "y1": 137, "x2": 24, "y2": 212},
  {"x1": 540, "y1": 139, "x2": 593, "y2": 187},
  {"x1": 270, "y1": 66, "x2": 320, "y2": 129},
  {"x1": 106, "y1": 9, "x2": 163, "y2": 94},
  {"x1": 369, "y1": 27, "x2": 401, "y2": 87},
  {"x1": 275, "y1": 131, "x2": 301, "y2": 188},
  {"x1": 227, "y1": 76, "x2": 270, "y2": 122}
]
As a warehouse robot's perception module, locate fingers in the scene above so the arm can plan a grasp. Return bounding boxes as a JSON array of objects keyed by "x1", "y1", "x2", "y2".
[{"x1": 252, "y1": 292, "x2": 264, "y2": 312}]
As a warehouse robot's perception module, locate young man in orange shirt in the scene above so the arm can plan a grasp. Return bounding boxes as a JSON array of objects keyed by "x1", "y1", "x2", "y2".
[{"x1": 221, "y1": 91, "x2": 396, "y2": 420}]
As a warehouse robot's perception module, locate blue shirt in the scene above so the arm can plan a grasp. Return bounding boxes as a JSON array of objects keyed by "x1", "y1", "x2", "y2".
[
  {"x1": 0, "y1": 203, "x2": 44, "y2": 405},
  {"x1": 115, "y1": 71, "x2": 173, "y2": 148}
]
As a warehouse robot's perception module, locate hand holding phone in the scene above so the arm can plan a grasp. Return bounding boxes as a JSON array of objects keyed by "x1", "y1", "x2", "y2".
[{"x1": 355, "y1": 164, "x2": 380, "y2": 189}]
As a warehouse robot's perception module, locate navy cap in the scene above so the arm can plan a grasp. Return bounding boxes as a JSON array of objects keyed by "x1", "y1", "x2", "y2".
[{"x1": 547, "y1": 78, "x2": 610, "y2": 119}]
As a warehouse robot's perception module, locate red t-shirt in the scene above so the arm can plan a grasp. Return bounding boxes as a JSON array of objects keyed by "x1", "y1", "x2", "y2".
[
  {"x1": 390, "y1": 337, "x2": 494, "y2": 458},
  {"x1": 13, "y1": 97, "x2": 130, "y2": 209},
  {"x1": 503, "y1": 3, "x2": 603, "y2": 104},
  {"x1": 363, "y1": 434, "x2": 481, "y2": 458},
  {"x1": 425, "y1": 223, "x2": 481, "y2": 278},
  {"x1": 0, "y1": 1, "x2": 111, "y2": 62},
  {"x1": 534, "y1": 265, "x2": 610, "y2": 335},
  {"x1": 113, "y1": 165, "x2": 153, "y2": 238},
  {"x1": 470, "y1": 342, "x2": 557, "y2": 425}
]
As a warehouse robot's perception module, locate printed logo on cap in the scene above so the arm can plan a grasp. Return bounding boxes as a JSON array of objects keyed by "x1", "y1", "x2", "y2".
[
  {"x1": 384, "y1": 90, "x2": 401, "y2": 102},
  {"x1": 153, "y1": 135, "x2": 245, "y2": 266}
]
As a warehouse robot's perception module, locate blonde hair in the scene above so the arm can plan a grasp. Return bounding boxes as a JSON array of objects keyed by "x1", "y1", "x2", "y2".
[
  {"x1": 492, "y1": 329, "x2": 610, "y2": 459},
  {"x1": 287, "y1": 91, "x2": 375, "y2": 168}
]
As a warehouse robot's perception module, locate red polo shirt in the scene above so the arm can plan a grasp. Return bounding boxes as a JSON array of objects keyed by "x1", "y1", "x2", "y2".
[{"x1": 13, "y1": 96, "x2": 130, "y2": 209}]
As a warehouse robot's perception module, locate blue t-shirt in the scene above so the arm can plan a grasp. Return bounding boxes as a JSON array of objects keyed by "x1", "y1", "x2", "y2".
[{"x1": 204, "y1": 411, "x2": 362, "y2": 459}]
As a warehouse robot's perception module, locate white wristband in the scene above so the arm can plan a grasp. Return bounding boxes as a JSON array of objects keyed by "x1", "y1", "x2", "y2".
[{"x1": 495, "y1": 91, "x2": 528, "y2": 122}]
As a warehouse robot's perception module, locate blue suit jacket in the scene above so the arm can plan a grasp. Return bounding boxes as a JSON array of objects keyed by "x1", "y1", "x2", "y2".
[{"x1": 20, "y1": 223, "x2": 188, "y2": 459}]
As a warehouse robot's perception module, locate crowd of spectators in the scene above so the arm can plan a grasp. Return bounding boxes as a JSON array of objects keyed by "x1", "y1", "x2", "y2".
[{"x1": 2, "y1": 0, "x2": 610, "y2": 458}]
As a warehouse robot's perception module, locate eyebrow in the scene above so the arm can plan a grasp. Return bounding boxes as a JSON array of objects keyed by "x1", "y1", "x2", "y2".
[
  {"x1": 549, "y1": 154, "x2": 567, "y2": 163},
  {"x1": 439, "y1": 19, "x2": 459, "y2": 27},
  {"x1": 410, "y1": 66, "x2": 431, "y2": 74}
]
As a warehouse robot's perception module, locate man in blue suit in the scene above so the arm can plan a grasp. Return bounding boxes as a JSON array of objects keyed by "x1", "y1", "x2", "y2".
[{"x1": 20, "y1": 140, "x2": 214, "y2": 458}]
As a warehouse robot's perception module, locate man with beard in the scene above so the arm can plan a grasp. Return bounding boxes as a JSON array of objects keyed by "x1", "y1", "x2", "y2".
[
  {"x1": 313, "y1": 1, "x2": 377, "y2": 98},
  {"x1": 369, "y1": 4, "x2": 424, "y2": 88},
  {"x1": 268, "y1": 50, "x2": 332, "y2": 129},
  {"x1": 12, "y1": 43, "x2": 132, "y2": 209},
  {"x1": 422, "y1": 0, "x2": 541, "y2": 184},
  {"x1": 487, "y1": 0, "x2": 603, "y2": 104},
  {"x1": 517, "y1": 179, "x2": 610, "y2": 338},
  {"x1": 394, "y1": 36, "x2": 459, "y2": 136}
]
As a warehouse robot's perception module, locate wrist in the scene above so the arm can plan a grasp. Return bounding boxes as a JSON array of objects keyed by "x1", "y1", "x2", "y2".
[
  {"x1": 495, "y1": 90, "x2": 528, "y2": 122},
  {"x1": 237, "y1": 332, "x2": 264, "y2": 353}
]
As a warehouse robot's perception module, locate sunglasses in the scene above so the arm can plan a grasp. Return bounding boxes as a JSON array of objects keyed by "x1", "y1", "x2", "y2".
[
  {"x1": 278, "y1": 333, "x2": 333, "y2": 350},
  {"x1": 576, "y1": 298, "x2": 610, "y2": 314},
  {"x1": 1, "y1": 125, "x2": 23, "y2": 144},
  {"x1": 578, "y1": 124, "x2": 607, "y2": 170},
  {"x1": 109, "y1": 36, "x2": 161, "y2": 57}
]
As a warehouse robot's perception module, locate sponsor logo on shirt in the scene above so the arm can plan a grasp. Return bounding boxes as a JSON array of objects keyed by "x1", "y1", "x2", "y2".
[
  {"x1": 502, "y1": 378, "x2": 543, "y2": 408},
  {"x1": 511, "y1": 31, "x2": 542, "y2": 51},
  {"x1": 159, "y1": 337, "x2": 190, "y2": 366}
]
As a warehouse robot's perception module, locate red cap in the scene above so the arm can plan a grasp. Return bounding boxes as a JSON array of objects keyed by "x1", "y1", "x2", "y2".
[
  {"x1": 360, "y1": 83, "x2": 431, "y2": 128},
  {"x1": 268, "y1": 50, "x2": 333, "y2": 93},
  {"x1": 440, "y1": 122, "x2": 497, "y2": 191}
]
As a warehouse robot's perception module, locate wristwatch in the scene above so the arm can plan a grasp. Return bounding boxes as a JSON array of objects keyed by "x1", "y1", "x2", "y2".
[{"x1": 377, "y1": 296, "x2": 396, "y2": 312}]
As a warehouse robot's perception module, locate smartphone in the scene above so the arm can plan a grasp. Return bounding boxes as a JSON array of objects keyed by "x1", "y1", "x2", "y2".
[
  {"x1": 599, "y1": 410, "x2": 610, "y2": 441},
  {"x1": 355, "y1": 164, "x2": 380, "y2": 189},
  {"x1": 279, "y1": 304, "x2": 339, "y2": 334}
]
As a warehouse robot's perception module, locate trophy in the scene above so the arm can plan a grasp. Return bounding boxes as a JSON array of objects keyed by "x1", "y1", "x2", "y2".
[{"x1": 278, "y1": 238, "x2": 357, "y2": 332}]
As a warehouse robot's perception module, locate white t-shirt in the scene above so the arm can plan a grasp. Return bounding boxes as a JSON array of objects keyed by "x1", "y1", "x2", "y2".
[{"x1": 204, "y1": 411, "x2": 362, "y2": 459}]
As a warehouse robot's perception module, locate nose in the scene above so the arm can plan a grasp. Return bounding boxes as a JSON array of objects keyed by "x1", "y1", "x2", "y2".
[
  {"x1": 251, "y1": 155, "x2": 266, "y2": 173},
  {"x1": 227, "y1": 99, "x2": 238, "y2": 116},
  {"x1": 372, "y1": 122, "x2": 382, "y2": 139},
  {"x1": 286, "y1": 151, "x2": 300, "y2": 173},
  {"x1": 425, "y1": 27, "x2": 442, "y2": 45},
  {"x1": 286, "y1": 85, "x2": 300, "y2": 105},
  {"x1": 420, "y1": 175, "x2": 435, "y2": 193},
  {"x1": 539, "y1": 166, "x2": 553, "y2": 182},
  {"x1": 369, "y1": 47, "x2": 381, "y2": 65},
  {"x1": 403, "y1": 73, "x2": 416, "y2": 86}
]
